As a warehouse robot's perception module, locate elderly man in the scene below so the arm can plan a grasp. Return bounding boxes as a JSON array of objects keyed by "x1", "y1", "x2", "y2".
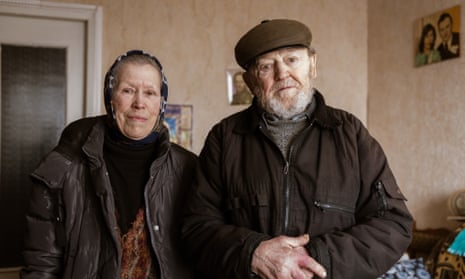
[{"x1": 182, "y1": 19, "x2": 412, "y2": 279}]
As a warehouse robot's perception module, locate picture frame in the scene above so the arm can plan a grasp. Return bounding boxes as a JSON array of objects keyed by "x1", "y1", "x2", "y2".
[
  {"x1": 164, "y1": 104, "x2": 193, "y2": 150},
  {"x1": 414, "y1": 5, "x2": 461, "y2": 67},
  {"x1": 226, "y1": 67, "x2": 253, "y2": 106}
]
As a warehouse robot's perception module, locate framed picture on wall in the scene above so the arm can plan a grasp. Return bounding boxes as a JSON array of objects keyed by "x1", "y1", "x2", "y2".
[
  {"x1": 226, "y1": 67, "x2": 253, "y2": 106},
  {"x1": 164, "y1": 104, "x2": 193, "y2": 150},
  {"x1": 414, "y1": 5, "x2": 460, "y2": 67}
]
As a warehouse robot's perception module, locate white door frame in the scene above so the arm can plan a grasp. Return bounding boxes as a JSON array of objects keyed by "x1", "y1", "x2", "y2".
[{"x1": 0, "y1": 0, "x2": 103, "y2": 116}]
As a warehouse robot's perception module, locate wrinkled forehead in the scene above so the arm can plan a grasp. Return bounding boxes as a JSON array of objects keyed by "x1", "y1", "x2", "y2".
[
  {"x1": 112, "y1": 58, "x2": 162, "y2": 81},
  {"x1": 256, "y1": 46, "x2": 310, "y2": 61}
]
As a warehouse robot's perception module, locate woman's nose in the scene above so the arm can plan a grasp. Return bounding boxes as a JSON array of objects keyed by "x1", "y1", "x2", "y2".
[{"x1": 132, "y1": 91, "x2": 145, "y2": 107}]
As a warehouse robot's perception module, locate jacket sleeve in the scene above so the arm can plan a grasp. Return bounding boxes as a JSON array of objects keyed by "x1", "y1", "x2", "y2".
[
  {"x1": 308, "y1": 115, "x2": 413, "y2": 279},
  {"x1": 21, "y1": 157, "x2": 66, "y2": 278},
  {"x1": 181, "y1": 124, "x2": 271, "y2": 279}
]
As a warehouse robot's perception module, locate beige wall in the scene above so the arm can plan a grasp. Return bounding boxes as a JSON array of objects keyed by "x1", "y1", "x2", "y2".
[
  {"x1": 1, "y1": 1, "x2": 368, "y2": 275},
  {"x1": 50, "y1": 0, "x2": 368, "y2": 154},
  {"x1": 47, "y1": 0, "x2": 465, "y2": 231},
  {"x1": 368, "y1": 0, "x2": 465, "y2": 230}
]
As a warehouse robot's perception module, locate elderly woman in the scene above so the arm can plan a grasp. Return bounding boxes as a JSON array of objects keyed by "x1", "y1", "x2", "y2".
[{"x1": 21, "y1": 50, "x2": 197, "y2": 278}]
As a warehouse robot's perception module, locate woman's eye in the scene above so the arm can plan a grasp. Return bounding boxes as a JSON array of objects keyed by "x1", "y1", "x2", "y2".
[
  {"x1": 146, "y1": 90, "x2": 159, "y2": 97},
  {"x1": 122, "y1": 88, "x2": 134, "y2": 94}
]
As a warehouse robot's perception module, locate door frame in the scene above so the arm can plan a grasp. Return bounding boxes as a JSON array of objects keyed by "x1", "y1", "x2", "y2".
[
  {"x1": 0, "y1": 1, "x2": 102, "y2": 273},
  {"x1": 0, "y1": 0, "x2": 103, "y2": 116}
]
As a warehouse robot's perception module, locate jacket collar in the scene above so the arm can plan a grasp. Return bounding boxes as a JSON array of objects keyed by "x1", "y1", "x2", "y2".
[
  {"x1": 81, "y1": 117, "x2": 171, "y2": 163},
  {"x1": 58, "y1": 116, "x2": 170, "y2": 195},
  {"x1": 311, "y1": 90, "x2": 343, "y2": 128},
  {"x1": 233, "y1": 89, "x2": 342, "y2": 134}
]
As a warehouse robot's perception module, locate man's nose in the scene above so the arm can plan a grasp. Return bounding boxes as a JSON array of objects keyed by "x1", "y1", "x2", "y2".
[{"x1": 274, "y1": 61, "x2": 290, "y2": 80}]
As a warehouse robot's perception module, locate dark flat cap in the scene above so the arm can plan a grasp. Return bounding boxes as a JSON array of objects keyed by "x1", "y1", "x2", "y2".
[{"x1": 234, "y1": 19, "x2": 312, "y2": 69}]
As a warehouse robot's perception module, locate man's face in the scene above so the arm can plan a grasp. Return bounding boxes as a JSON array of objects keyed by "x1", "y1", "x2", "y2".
[
  {"x1": 111, "y1": 63, "x2": 162, "y2": 140},
  {"x1": 244, "y1": 47, "x2": 315, "y2": 119},
  {"x1": 438, "y1": 17, "x2": 452, "y2": 42}
]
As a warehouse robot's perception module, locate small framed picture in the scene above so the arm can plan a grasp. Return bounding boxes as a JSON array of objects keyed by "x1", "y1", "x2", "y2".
[
  {"x1": 414, "y1": 5, "x2": 460, "y2": 67},
  {"x1": 226, "y1": 68, "x2": 253, "y2": 106},
  {"x1": 164, "y1": 104, "x2": 193, "y2": 150}
]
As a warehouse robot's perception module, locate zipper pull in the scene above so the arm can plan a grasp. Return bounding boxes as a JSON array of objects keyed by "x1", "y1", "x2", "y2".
[
  {"x1": 314, "y1": 201, "x2": 324, "y2": 212},
  {"x1": 283, "y1": 161, "x2": 289, "y2": 174}
]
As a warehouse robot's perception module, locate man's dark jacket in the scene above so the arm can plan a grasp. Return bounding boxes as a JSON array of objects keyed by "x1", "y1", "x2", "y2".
[
  {"x1": 182, "y1": 91, "x2": 413, "y2": 279},
  {"x1": 21, "y1": 116, "x2": 197, "y2": 278}
]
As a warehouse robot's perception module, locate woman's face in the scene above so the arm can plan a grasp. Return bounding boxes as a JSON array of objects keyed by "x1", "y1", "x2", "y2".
[
  {"x1": 111, "y1": 63, "x2": 162, "y2": 140},
  {"x1": 424, "y1": 30, "x2": 435, "y2": 50}
]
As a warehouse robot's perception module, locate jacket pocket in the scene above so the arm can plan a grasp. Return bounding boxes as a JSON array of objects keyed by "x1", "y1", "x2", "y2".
[
  {"x1": 372, "y1": 179, "x2": 407, "y2": 217},
  {"x1": 226, "y1": 194, "x2": 271, "y2": 232},
  {"x1": 311, "y1": 198, "x2": 356, "y2": 235},
  {"x1": 313, "y1": 200, "x2": 355, "y2": 215}
]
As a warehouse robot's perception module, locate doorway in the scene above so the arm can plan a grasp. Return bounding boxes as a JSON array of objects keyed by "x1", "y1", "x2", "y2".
[{"x1": 0, "y1": 0, "x2": 102, "y2": 271}]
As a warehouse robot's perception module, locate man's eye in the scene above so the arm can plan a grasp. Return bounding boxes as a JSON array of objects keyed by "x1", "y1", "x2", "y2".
[
  {"x1": 289, "y1": 57, "x2": 298, "y2": 62},
  {"x1": 258, "y1": 63, "x2": 273, "y2": 72},
  {"x1": 286, "y1": 56, "x2": 300, "y2": 65}
]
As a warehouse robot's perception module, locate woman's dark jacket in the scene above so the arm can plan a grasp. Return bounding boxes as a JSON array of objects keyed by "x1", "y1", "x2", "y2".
[
  {"x1": 21, "y1": 116, "x2": 197, "y2": 279},
  {"x1": 182, "y1": 91, "x2": 413, "y2": 279}
]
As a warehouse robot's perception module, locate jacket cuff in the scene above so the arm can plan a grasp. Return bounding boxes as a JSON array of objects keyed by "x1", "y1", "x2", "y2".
[
  {"x1": 244, "y1": 233, "x2": 272, "y2": 278},
  {"x1": 307, "y1": 238, "x2": 331, "y2": 279}
]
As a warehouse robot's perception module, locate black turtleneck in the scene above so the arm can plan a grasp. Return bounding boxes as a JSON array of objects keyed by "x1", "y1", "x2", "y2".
[{"x1": 103, "y1": 127, "x2": 158, "y2": 234}]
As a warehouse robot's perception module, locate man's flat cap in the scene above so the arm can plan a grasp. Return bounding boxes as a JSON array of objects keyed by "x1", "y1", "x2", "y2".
[{"x1": 234, "y1": 19, "x2": 312, "y2": 69}]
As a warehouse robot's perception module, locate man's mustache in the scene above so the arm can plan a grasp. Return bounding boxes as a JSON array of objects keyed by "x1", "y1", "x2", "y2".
[{"x1": 271, "y1": 79, "x2": 299, "y2": 91}]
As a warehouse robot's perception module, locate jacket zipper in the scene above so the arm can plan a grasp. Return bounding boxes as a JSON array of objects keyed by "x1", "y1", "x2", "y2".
[
  {"x1": 313, "y1": 200, "x2": 355, "y2": 214},
  {"x1": 258, "y1": 123, "x2": 290, "y2": 234},
  {"x1": 374, "y1": 181, "x2": 388, "y2": 217},
  {"x1": 283, "y1": 160, "x2": 290, "y2": 233},
  {"x1": 259, "y1": 120, "x2": 313, "y2": 234},
  {"x1": 282, "y1": 121, "x2": 314, "y2": 234},
  {"x1": 144, "y1": 174, "x2": 163, "y2": 276}
]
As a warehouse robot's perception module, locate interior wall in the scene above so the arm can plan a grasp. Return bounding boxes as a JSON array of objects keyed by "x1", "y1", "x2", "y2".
[
  {"x1": 368, "y1": 0, "x2": 465, "y2": 230},
  {"x1": 5, "y1": 1, "x2": 465, "y2": 275},
  {"x1": 49, "y1": 0, "x2": 368, "y2": 154},
  {"x1": 43, "y1": 0, "x2": 464, "y2": 233}
]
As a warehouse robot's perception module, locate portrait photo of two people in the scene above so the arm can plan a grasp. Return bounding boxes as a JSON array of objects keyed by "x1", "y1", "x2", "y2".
[{"x1": 414, "y1": 5, "x2": 460, "y2": 67}]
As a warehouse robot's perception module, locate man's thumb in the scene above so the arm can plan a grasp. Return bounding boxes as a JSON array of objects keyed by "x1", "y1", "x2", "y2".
[{"x1": 287, "y1": 234, "x2": 310, "y2": 247}]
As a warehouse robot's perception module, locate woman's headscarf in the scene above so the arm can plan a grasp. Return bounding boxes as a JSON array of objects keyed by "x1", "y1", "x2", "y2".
[
  {"x1": 104, "y1": 49, "x2": 168, "y2": 124},
  {"x1": 103, "y1": 50, "x2": 168, "y2": 145}
]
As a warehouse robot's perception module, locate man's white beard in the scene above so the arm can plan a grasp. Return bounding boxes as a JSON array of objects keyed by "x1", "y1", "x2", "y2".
[{"x1": 255, "y1": 86, "x2": 314, "y2": 120}]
